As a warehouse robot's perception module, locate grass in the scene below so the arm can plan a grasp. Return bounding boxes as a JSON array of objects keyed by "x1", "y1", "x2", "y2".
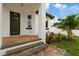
[{"x1": 50, "y1": 36, "x2": 79, "y2": 56}]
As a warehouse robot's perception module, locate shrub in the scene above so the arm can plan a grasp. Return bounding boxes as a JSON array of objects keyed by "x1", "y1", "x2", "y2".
[
  {"x1": 52, "y1": 34, "x2": 67, "y2": 42},
  {"x1": 53, "y1": 33, "x2": 62, "y2": 41},
  {"x1": 46, "y1": 32, "x2": 67, "y2": 43},
  {"x1": 46, "y1": 32, "x2": 54, "y2": 44}
]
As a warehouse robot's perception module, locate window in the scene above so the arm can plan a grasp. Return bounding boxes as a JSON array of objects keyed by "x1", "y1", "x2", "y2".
[
  {"x1": 46, "y1": 20, "x2": 49, "y2": 30},
  {"x1": 46, "y1": 20, "x2": 48, "y2": 28},
  {"x1": 26, "y1": 15, "x2": 32, "y2": 29},
  {"x1": 28, "y1": 19, "x2": 32, "y2": 27}
]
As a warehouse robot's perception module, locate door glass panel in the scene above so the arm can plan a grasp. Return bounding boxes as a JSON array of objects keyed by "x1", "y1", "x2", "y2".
[{"x1": 10, "y1": 11, "x2": 20, "y2": 35}]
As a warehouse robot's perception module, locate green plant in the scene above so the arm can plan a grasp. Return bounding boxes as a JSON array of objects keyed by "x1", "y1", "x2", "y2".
[
  {"x1": 54, "y1": 34, "x2": 62, "y2": 41},
  {"x1": 58, "y1": 14, "x2": 79, "y2": 39},
  {"x1": 52, "y1": 34, "x2": 67, "y2": 42},
  {"x1": 51, "y1": 36, "x2": 79, "y2": 56},
  {"x1": 46, "y1": 32, "x2": 54, "y2": 44}
]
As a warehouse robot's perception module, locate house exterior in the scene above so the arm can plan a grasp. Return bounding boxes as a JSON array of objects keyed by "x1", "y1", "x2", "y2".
[
  {"x1": 0, "y1": 3, "x2": 46, "y2": 55},
  {"x1": 46, "y1": 13, "x2": 54, "y2": 32},
  {"x1": 50, "y1": 18, "x2": 79, "y2": 36}
]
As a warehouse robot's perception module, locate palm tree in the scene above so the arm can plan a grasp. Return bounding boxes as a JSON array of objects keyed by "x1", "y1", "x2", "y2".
[{"x1": 58, "y1": 14, "x2": 79, "y2": 39}]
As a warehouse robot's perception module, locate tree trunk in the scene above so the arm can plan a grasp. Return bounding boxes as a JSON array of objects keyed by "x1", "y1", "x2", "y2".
[
  {"x1": 67, "y1": 29, "x2": 71, "y2": 39},
  {"x1": 67, "y1": 29, "x2": 73, "y2": 40}
]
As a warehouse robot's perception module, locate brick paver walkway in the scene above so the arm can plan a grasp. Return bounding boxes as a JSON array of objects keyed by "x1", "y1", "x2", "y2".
[{"x1": 32, "y1": 46, "x2": 69, "y2": 56}]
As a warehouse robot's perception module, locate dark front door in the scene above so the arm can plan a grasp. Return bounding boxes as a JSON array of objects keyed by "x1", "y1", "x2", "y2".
[{"x1": 10, "y1": 11, "x2": 20, "y2": 35}]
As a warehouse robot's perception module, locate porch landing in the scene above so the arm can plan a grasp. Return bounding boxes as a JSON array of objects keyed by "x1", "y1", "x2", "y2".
[{"x1": 2, "y1": 35, "x2": 41, "y2": 49}]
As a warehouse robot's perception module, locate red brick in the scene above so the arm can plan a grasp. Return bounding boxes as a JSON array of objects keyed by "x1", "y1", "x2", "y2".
[{"x1": 2, "y1": 35, "x2": 40, "y2": 48}]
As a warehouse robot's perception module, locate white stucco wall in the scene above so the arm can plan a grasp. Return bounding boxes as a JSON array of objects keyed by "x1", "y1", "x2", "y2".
[
  {"x1": 0, "y1": 3, "x2": 2, "y2": 49},
  {"x1": 47, "y1": 17, "x2": 52, "y2": 29},
  {"x1": 1, "y1": 3, "x2": 40, "y2": 37},
  {"x1": 38, "y1": 4, "x2": 46, "y2": 43},
  {"x1": 49, "y1": 27, "x2": 79, "y2": 36},
  {"x1": 0, "y1": 4, "x2": 2, "y2": 37},
  {"x1": 46, "y1": 17, "x2": 53, "y2": 33}
]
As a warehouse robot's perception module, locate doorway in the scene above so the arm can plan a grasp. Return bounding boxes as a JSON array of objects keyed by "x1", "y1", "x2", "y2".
[{"x1": 10, "y1": 11, "x2": 20, "y2": 35}]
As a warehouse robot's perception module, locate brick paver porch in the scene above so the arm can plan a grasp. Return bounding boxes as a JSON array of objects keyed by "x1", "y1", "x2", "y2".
[
  {"x1": 1, "y1": 35, "x2": 69, "y2": 56},
  {"x1": 32, "y1": 46, "x2": 69, "y2": 56},
  {"x1": 2, "y1": 35, "x2": 40, "y2": 49}
]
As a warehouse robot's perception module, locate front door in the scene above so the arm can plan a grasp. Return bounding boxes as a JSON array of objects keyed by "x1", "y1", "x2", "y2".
[{"x1": 10, "y1": 11, "x2": 20, "y2": 35}]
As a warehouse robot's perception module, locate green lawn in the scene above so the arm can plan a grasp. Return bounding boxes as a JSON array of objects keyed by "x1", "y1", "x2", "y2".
[{"x1": 50, "y1": 36, "x2": 79, "y2": 56}]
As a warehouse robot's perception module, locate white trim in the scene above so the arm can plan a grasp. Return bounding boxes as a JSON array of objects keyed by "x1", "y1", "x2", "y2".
[
  {"x1": 0, "y1": 38, "x2": 2, "y2": 49},
  {"x1": 0, "y1": 3, "x2": 3, "y2": 49},
  {"x1": 0, "y1": 40, "x2": 42, "y2": 56}
]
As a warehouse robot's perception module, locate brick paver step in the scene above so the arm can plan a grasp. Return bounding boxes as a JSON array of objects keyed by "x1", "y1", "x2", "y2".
[
  {"x1": 5, "y1": 42, "x2": 43, "y2": 56},
  {"x1": 8, "y1": 44, "x2": 48, "y2": 56}
]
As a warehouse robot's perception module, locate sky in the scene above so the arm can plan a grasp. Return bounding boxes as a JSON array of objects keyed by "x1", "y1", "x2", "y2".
[{"x1": 46, "y1": 3, "x2": 79, "y2": 19}]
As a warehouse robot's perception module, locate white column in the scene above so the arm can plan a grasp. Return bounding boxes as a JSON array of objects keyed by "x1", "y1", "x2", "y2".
[
  {"x1": 38, "y1": 4, "x2": 46, "y2": 43},
  {"x1": 34, "y1": 14, "x2": 38, "y2": 35},
  {"x1": 0, "y1": 3, "x2": 2, "y2": 49},
  {"x1": 48, "y1": 20, "x2": 51, "y2": 29}
]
